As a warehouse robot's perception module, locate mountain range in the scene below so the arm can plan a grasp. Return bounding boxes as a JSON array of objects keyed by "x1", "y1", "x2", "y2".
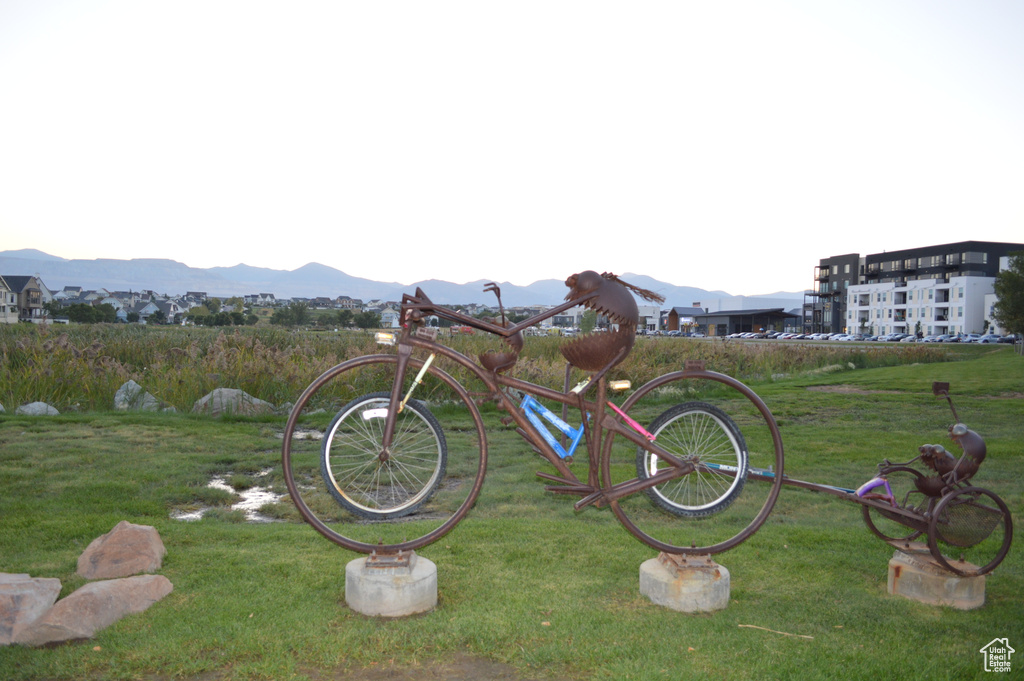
[{"x1": 0, "y1": 249, "x2": 803, "y2": 308}]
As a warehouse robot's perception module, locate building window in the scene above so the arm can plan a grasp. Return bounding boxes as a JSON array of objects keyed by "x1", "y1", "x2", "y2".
[{"x1": 844, "y1": 264, "x2": 850, "y2": 274}]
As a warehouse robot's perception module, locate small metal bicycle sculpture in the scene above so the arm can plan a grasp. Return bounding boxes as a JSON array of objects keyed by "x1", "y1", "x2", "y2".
[
  {"x1": 814, "y1": 382, "x2": 1011, "y2": 577},
  {"x1": 281, "y1": 272, "x2": 1012, "y2": 576}
]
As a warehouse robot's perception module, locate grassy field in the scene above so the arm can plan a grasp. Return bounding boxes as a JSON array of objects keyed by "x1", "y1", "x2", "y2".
[{"x1": 0, "y1": 342, "x2": 1021, "y2": 680}]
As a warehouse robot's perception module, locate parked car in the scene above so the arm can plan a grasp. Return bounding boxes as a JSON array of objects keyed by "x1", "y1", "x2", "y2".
[
  {"x1": 977, "y1": 334, "x2": 1002, "y2": 343},
  {"x1": 934, "y1": 334, "x2": 958, "y2": 342},
  {"x1": 962, "y1": 333, "x2": 982, "y2": 343},
  {"x1": 900, "y1": 334, "x2": 919, "y2": 342},
  {"x1": 997, "y1": 334, "x2": 1019, "y2": 344}
]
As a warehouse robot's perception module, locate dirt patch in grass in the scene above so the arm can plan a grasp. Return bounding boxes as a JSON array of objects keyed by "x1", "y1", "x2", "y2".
[
  {"x1": 303, "y1": 654, "x2": 553, "y2": 680},
  {"x1": 806, "y1": 385, "x2": 901, "y2": 395},
  {"x1": 806, "y1": 385, "x2": 1024, "y2": 399},
  {"x1": 146, "y1": 654, "x2": 558, "y2": 681}
]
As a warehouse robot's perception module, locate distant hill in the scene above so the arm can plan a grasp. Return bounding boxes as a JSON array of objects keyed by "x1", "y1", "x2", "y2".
[{"x1": 0, "y1": 250, "x2": 804, "y2": 308}]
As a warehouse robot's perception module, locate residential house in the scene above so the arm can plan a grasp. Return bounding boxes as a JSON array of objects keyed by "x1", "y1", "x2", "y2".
[
  {"x1": 379, "y1": 306, "x2": 401, "y2": 328},
  {"x1": 53, "y1": 285, "x2": 83, "y2": 300},
  {"x1": 0, "y1": 276, "x2": 18, "y2": 324},
  {"x1": 1, "y1": 275, "x2": 52, "y2": 323},
  {"x1": 336, "y1": 295, "x2": 362, "y2": 310}
]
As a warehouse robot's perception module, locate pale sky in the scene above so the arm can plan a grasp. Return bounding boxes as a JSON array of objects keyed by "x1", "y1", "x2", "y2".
[{"x1": 1, "y1": 1, "x2": 1022, "y2": 295}]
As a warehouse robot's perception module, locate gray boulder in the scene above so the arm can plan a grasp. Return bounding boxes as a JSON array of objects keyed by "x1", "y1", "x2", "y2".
[
  {"x1": 77, "y1": 521, "x2": 166, "y2": 580},
  {"x1": 15, "y1": 575, "x2": 173, "y2": 646},
  {"x1": 0, "y1": 573, "x2": 62, "y2": 645},
  {"x1": 15, "y1": 402, "x2": 59, "y2": 416},
  {"x1": 192, "y1": 388, "x2": 274, "y2": 417},
  {"x1": 113, "y1": 380, "x2": 164, "y2": 412}
]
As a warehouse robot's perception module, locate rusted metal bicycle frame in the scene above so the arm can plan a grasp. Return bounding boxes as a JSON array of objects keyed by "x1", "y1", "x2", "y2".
[{"x1": 281, "y1": 274, "x2": 785, "y2": 557}]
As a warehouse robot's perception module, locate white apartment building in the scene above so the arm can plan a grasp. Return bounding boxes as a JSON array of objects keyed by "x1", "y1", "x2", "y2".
[{"x1": 846, "y1": 275, "x2": 994, "y2": 337}]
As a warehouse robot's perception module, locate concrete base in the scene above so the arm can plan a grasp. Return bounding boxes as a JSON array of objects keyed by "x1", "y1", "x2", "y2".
[
  {"x1": 345, "y1": 552, "x2": 437, "y2": 617},
  {"x1": 888, "y1": 545, "x2": 985, "y2": 610},
  {"x1": 639, "y1": 554, "x2": 729, "y2": 613}
]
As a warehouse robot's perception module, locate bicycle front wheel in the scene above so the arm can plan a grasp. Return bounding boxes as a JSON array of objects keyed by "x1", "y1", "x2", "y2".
[
  {"x1": 282, "y1": 353, "x2": 487, "y2": 554},
  {"x1": 636, "y1": 402, "x2": 748, "y2": 518},
  {"x1": 321, "y1": 392, "x2": 447, "y2": 520}
]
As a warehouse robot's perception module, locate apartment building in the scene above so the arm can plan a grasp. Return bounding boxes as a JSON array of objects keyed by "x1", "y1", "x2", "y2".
[
  {"x1": 806, "y1": 241, "x2": 1023, "y2": 336},
  {"x1": 805, "y1": 253, "x2": 860, "y2": 334}
]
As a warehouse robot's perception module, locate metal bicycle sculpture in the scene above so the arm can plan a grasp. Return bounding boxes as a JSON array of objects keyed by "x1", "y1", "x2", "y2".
[
  {"x1": 282, "y1": 271, "x2": 785, "y2": 557},
  {"x1": 835, "y1": 382, "x2": 1011, "y2": 577},
  {"x1": 281, "y1": 272, "x2": 1012, "y2": 577}
]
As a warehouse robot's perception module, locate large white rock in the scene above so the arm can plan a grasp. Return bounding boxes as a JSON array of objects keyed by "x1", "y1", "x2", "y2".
[
  {"x1": 192, "y1": 388, "x2": 274, "y2": 417},
  {"x1": 14, "y1": 402, "x2": 59, "y2": 416}
]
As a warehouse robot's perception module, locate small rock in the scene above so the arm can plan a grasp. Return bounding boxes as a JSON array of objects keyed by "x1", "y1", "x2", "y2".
[
  {"x1": 14, "y1": 402, "x2": 59, "y2": 416},
  {"x1": 15, "y1": 575, "x2": 173, "y2": 646},
  {"x1": 0, "y1": 573, "x2": 62, "y2": 645},
  {"x1": 192, "y1": 388, "x2": 274, "y2": 417},
  {"x1": 77, "y1": 521, "x2": 166, "y2": 580}
]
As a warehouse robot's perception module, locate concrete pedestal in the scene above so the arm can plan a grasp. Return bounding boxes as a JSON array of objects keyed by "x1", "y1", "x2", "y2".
[
  {"x1": 888, "y1": 545, "x2": 984, "y2": 610},
  {"x1": 345, "y1": 552, "x2": 437, "y2": 617},
  {"x1": 639, "y1": 553, "x2": 730, "y2": 613}
]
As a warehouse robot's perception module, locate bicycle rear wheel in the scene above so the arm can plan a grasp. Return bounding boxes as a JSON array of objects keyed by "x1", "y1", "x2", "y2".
[
  {"x1": 636, "y1": 402, "x2": 748, "y2": 517},
  {"x1": 282, "y1": 353, "x2": 487, "y2": 553},
  {"x1": 602, "y1": 369, "x2": 784, "y2": 555},
  {"x1": 927, "y1": 486, "x2": 1012, "y2": 576}
]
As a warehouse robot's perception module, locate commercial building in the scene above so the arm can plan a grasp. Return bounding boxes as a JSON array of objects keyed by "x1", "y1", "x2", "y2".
[{"x1": 805, "y1": 241, "x2": 1023, "y2": 336}]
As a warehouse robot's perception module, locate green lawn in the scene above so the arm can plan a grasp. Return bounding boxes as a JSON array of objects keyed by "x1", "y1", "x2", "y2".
[{"x1": 1, "y1": 347, "x2": 1022, "y2": 680}]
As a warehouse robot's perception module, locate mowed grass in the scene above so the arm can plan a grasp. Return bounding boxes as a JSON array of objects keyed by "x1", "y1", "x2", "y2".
[{"x1": 0, "y1": 347, "x2": 1021, "y2": 680}]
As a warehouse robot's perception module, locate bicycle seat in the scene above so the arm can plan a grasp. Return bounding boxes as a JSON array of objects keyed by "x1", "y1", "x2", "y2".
[{"x1": 479, "y1": 324, "x2": 523, "y2": 374}]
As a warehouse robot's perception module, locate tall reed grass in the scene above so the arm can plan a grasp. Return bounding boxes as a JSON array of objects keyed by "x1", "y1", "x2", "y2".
[{"x1": 0, "y1": 324, "x2": 948, "y2": 413}]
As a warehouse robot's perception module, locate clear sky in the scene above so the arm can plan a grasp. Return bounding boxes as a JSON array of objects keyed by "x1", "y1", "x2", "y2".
[{"x1": 1, "y1": 1, "x2": 1021, "y2": 295}]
